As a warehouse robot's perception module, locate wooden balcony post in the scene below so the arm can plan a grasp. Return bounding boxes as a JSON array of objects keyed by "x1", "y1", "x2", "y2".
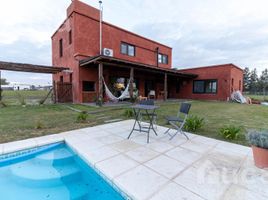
[
  {"x1": 130, "y1": 67, "x2": 134, "y2": 99},
  {"x1": 164, "y1": 73, "x2": 167, "y2": 101},
  {"x1": 98, "y1": 63, "x2": 103, "y2": 105}
]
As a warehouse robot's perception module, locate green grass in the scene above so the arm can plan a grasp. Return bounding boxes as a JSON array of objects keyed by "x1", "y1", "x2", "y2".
[
  {"x1": 2, "y1": 90, "x2": 49, "y2": 97},
  {"x1": 247, "y1": 94, "x2": 268, "y2": 102},
  {"x1": 0, "y1": 104, "x2": 125, "y2": 143},
  {"x1": 0, "y1": 100, "x2": 267, "y2": 145},
  {"x1": 1, "y1": 90, "x2": 52, "y2": 105},
  {"x1": 155, "y1": 101, "x2": 268, "y2": 145}
]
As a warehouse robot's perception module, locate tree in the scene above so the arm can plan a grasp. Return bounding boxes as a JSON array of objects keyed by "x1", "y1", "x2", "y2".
[
  {"x1": 259, "y1": 69, "x2": 268, "y2": 92},
  {"x1": 0, "y1": 78, "x2": 9, "y2": 85},
  {"x1": 243, "y1": 67, "x2": 250, "y2": 91},
  {"x1": 249, "y1": 68, "x2": 259, "y2": 94}
]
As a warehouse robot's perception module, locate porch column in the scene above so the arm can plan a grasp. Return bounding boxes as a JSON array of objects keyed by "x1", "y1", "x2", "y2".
[
  {"x1": 164, "y1": 73, "x2": 167, "y2": 101},
  {"x1": 130, "y1": 67, "x2": 134, "y2": 99},
  {"x1": 98, "y1": 63, "x2": 103, "y2": 104}
]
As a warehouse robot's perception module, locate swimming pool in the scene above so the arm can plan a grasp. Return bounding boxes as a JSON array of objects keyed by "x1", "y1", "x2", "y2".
[{"x1": 0, "y1": 142, "x2": 126, "y2": 200}]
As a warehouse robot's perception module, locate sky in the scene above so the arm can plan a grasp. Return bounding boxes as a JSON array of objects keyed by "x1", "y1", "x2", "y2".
[{"x1": 0, "y1": 0, "x2": 268, "y2": 86}]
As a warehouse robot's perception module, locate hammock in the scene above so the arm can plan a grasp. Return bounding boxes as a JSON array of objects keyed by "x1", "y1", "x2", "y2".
[{"x1": 103, "y1": 77, "x2": 132, "y2": 102}]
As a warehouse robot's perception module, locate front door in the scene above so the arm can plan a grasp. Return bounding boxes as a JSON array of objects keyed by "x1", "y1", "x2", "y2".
[{"x1": 145, "y1": 80, "x2": 155, "y2": 97}]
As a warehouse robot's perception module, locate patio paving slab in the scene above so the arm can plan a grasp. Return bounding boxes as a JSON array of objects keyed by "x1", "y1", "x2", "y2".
[
  {"x1": 173, "y1": 166, "x2": 231, "y2": 200},
  {"x1": 180, "y1": 140, "x2": 215, "y2": 154},
  {"x1": 96, "y1": 154, "x2": 139, "y2": 180},
  {"x1": 165, "y1": 146, "x2": 203, "y2": 166},
  {"x1": 78, "y1": 145, "x2": 120, "y2": 165},
  {"x1": 221, "y1": 184, "x2": 268, "y2": 200},
  {"x1": 114, "y1": 165, "x2": 169, "y2": 200},
  {"x1": 149, "y1": 182, "x2": 205, "y2": 200},
  {"x1": 146, "y1": 141, "x2": 174, "y2": 153},
  {"x1": 1, "y1": 119, "x2": 267, "y2": 200},
  {"x1": 109, "y1": 140, "x2": 141, "y2": 152},
  {"x1": 125, "y1": 146, "x2": 159, "y2": 163},
  {"x1": 144, "y1": 155, "x2": 187, "y2": 179}
]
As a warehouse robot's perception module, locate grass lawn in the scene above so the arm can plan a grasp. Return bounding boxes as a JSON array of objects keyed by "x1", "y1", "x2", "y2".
[
  {"x1": 0, "y1": 101, "x2": 267, "y2": 146},
  {"x1": 1, "y1": 90, "x2": 52, "y2": 105},
  {"x1": 155, "y1": 101, "x2": 268, "y2": 145},
  {"x1": 247, "y1": 94, "x2": 268, "y2": 102}
]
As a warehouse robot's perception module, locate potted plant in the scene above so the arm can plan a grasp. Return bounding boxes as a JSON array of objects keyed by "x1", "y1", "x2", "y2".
[{"x1": 247, "y1": 130, "x2": 268, "y2": 168}]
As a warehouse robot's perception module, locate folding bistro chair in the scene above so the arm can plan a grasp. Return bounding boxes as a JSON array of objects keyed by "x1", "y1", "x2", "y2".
[
  {"x1": 139, "y1": 99, "x2": 157, "y2": 129},
  {"x1": 164, "y1": 102, "x2": 191, "y2": 140}
]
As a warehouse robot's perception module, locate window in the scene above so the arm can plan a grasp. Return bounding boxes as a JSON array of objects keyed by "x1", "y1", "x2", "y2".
[
  {"x1": 70, "y1": 73, "x2": 72, "y2": 83},
  {"x1": 193, "y1": 80, "x2": 217, "y2": 94},
  {"x1": 82, "y1": 81, "x2": 95, "y2": 92},
  {"x1": 60, "y1": 76, "x2": 63, "y2": 83},
  {"x1": 69, "y1": 30, "x2": 72, "y2": 44},
  {"x1": 59, "y1": 39, "x2": 63, "y2": 57},
  {"x1": 121, "y1": 42, "x2": 135, "y2": 56},
  {"x1": 158, "y1": 53, "x2": 168, "y2": 64}
]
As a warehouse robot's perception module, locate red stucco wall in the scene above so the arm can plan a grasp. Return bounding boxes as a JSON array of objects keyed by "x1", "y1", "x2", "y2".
[
  {"x1": 51, "y1": 0, "x2": 244, "y2": 103},
  {"x1": 52, "y1": 0, "x2": 172, "y2": 103},
  {"x1": 177, "y1": 64, "x2": 243, "y2": 101}
]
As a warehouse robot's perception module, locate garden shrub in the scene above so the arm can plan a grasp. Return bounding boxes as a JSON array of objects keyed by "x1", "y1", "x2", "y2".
[
  {"x1": 0, "y1": 101, "x2": 7, "y2": 108},
  {"x1": 35, "y1": 120, "x2": 44, "y2": 129},
  {"x1": 76, "y1": 111, "x2": 88, "y2": 123},
  {"x1": 219, "y1": 125, "x2": 241, "y2": 140},
  {"x1": 184, "y1": 115, "x2": 204, "y2": 132},
  {"x1": 123, "y1": 108, "x2": 134, "y2": 118},
  {"x1": 247, "y1": 130, "x2": 268, "y2": 149}
]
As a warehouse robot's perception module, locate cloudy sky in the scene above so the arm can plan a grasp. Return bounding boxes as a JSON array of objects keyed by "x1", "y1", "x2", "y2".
[{"x1": 0, "y1": 0, "x2": 268, "y2": 86}]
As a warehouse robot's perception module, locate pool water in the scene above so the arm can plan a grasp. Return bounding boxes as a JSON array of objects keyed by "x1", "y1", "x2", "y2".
[{"x1": 0, "y1": 143, "x2": 125, "y2": 200}]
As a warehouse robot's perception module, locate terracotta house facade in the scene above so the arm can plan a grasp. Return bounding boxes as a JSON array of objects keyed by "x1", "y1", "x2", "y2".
[{"x1": 52, "y1": 0, "x2": 243, "y2": 103}]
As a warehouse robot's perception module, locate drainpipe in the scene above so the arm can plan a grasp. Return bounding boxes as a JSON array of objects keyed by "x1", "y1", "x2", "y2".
[
  {"x1": 156, "y1": 47, "x2": 159, "y2": 67},
  {"x1": 99, "y1": 1, "x2": 103, "y2": 55}
]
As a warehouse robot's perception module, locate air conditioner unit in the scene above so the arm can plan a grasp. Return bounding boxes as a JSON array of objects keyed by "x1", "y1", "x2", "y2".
[{"x1": 103, "y1": 48, "x2": 113, "y2": 57}]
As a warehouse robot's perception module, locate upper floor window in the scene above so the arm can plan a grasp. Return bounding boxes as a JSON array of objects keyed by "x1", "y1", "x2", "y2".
[
  {"x1": 121, "y1": 42, "x2": 135, "y2": 57},
  {"x1": 158, "y1": 53, "x2": 168, "y2": 64},
  {"x1": 193, "y1": 80, "x2": 217, "y2": 94},
  {"x1": 69, "y1": 30, "x2": 72, "y2": 45},
  {"x1": 59, "y1": 39, "x2": 63, "y2": 57}
]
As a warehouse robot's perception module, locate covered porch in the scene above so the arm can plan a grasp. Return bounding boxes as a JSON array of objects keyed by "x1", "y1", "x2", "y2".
[{"x1": 79, "y1": 55, "x2": 197, "y2": 103}]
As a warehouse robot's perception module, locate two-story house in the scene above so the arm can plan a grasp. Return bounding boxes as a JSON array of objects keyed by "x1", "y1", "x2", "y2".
[{"x1": 52, "y1": 0, "x2": 243, "y2": 103}]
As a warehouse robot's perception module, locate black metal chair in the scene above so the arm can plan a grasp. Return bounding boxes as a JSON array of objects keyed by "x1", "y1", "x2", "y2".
[
  {"x1": 138, "y1": 99, "x2": 157, "y2": 129},
  {"x1": 164, "y1": 102, "x2": 191, "y2": 140}
]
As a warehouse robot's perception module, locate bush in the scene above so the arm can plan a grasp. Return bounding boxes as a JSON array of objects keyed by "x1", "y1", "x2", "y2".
[
  {"x1": 93, "y1": 96, "x2": 104, "y2": 106},
  {"x1": 184, "y1": 115, "x2": 204, "y2": 132},
  {"x1": 76, "y1": 111, "x2": 88, "y2": 123},
  {"x1": 0, "y1": 101, "x2": 7, "y2": 108},
  {"x1": 247, "y1": 130, "x2": 268, "y2": 149},
  {"x1": 219, "y1": 125, "x2": 241, "y2": 140},
  {"x1": 123, "y1": 108, "x2": 134, "y2": 118},
  {"x1": 35, "y1": 120, "x2": 44, "y2": 129}
]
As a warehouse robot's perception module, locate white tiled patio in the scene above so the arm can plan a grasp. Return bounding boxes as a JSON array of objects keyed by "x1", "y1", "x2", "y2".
[{"x1": 1, "y1": 120, "x2": 268, "y2": 200}]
